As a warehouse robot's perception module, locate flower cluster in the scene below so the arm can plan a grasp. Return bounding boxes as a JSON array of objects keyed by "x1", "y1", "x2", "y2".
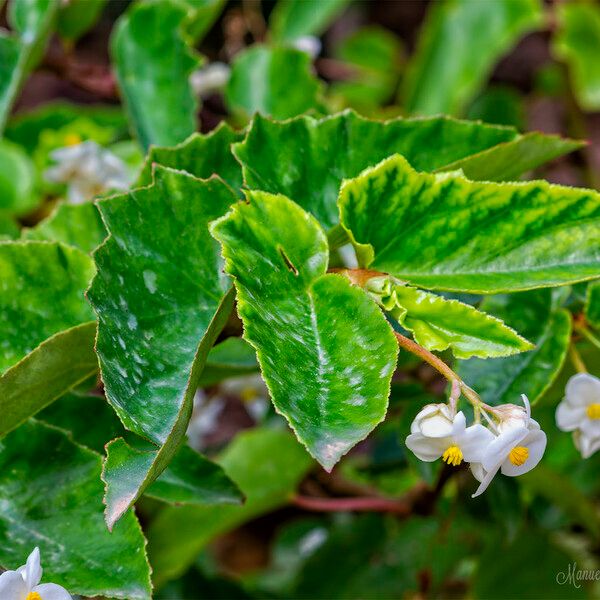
[
  {"x1": 44, "y1": 140, "x2": 130, "y2": 204},
  {"x1": 0, "y1": 547, "x2": 71, "y2": 600},
  {"x1": 556, "y1": 373, "x2": 600, "y2": 458},
  {"x1": 406, "y1": 395, "x2": 547, "y2": 496}
]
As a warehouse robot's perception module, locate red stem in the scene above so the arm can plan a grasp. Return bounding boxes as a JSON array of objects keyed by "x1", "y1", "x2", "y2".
[{"x1": 292, "y1": 495, "x2": 411, "y2": 515}]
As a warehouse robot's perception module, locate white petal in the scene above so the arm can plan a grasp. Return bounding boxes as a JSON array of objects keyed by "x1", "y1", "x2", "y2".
[
  {"x1": 470, "y1": 462, "x2": 485, "y2": 482},
  {"x1": 410, "y1": 404, "x2": 439, "y2": 434},
  {"x1": 580, "y1": 418, "x2": 600, "y2": 439},
  {"x1": 521, "y1": 394, "x2": 531, "y2": 419},
  {"x1": 575, "y1": 431, "x2": 600, "y2": 459},
  {"x1": 501, "y1": 429, "x2": 547, "y2": 476},
  {"x1": 33, "y1": 583, "x2": 72, "y2": 600},
  {"x1": 0, "y1": 570, "x2": 28, "y2": 599},
  {"x1": 472, "y1": 464, "x2": 501, "y2": 498},
  {"x1": 405, "y1": 433, "x2": 448, "y2": 461},
  {"x1": 585, "y1": 436, "x2": 600, "y2": 459},
  {"x1": 450, "y1": 411, "x2": 467, "y2": 437},
  {"x1": 457, "y1": 424, "x2": 495, "y2": 463},
  {"x1": 494, "y1": 403, "x2": 528, "y2": 432},
  {"x1": 293, "y1": 35, "x2": 322, "y2": 59},
  {"x1": 420, "y1": 414, "x2": 454, "y2": 438},
  {"x1": 565, "y1": 373, "x2": 600, "y2": 407},
  {"x1": 482, "y1": 426, "x2": 527, "y2": 471},
  {"x1": 556, "y1": 401, "x2": 586, "y2": 431},
  {"x1": 50, "y1": 145, "x2": 81, "y2": 162},
  {"x1": 190, "y1": 62, "x2": 231, "y2": 97},
  {"x1": 411, "y1": 404, "x2": 453, "y2": 437},
  {"x1": 19, "y1": 547, "x2": 42, "y2": 588}
]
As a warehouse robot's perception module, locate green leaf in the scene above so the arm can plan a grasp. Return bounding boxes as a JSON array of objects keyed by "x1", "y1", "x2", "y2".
[
  {"x1": 5, "y1": 101, "x2": 127, "y2": 154},
  {"x1": 198, "y1": 336, "x2": 258, "y2": 387},
  {"x1": 211, "y1": 191, "x2": 398, "y2": 470},
  {"x1": 0, "y1": 420, "x2": 152, "y2": 600},
  {"x1": 0, "y1": 36, "x2": 21, "y2": 133},
  {"x1": 270, "y1": 0, "x2": 350, "y2": 42},
  {"x1": 457, "y1": 290, "x2": 571, "y2": 406},
  {"x1": 57, "y1": 0, "x2": 106, "y2": 42},
  {"x1": 147, "y1": 428, "x2": 313, "y2": 587},
  {"x1": 554, "y1": 2, "x2": 600, "y2": 112},
  {"x1": 179, "y1": 0, "x2": 227, "y2": 42},
  {"x1": 146, "y1": 443, "x2": 243, "y2": 506},
  {"x1": 233, "y1": 111, "x2": 580, "y2": 229},
  {"x1": 0, "y1": 241, "x2": 95, "y2": 372},
  {"x1": 290, "y1": 515, "x2": 475, "y2": 599},
  {"x1": 39, "y1": 391, "x2": 244, "y2": 507},
  {"x1": 291, "y1": 515, "x2": 390, "y2": 599},
  {"x1": 331, "y1": 26, "x2": 403, "y2": 109},
  {"x1": 225, "y1": 45, "x2": 321, "y2": 121},
  {"x1": 0, "y1": 242, "x2": 97, "y2": 435},
  {"x1": 22, "y1": 202, "x2": 107, "y2": 253},
  {"x1": 585, "y1": 280, "x2": 600, "y2": 329},
  {"x1": 521, "y1": 465, "x2": 600, "y2": 538},
  {"x1": 136, "y1": 123, "x2": 244, "y2": 191},
  {"x1": 0, "y1": 321, "x2": 97, "y2": 437},
  {"x1": 248, "y1": 518, "x2": 328, "y2": 596},
  {"x1": 339, "y1": 154, "x2": 600, "y2": 293},
  {"x1": 474, "y1": 529, "x2": 585, "y2": 600},
  {"x1": 402, "y1": 0, "x2": 543, "y2": 116},
  {"x1": 440, "y1": 130, "x2": 583, "y2": 182},
  {"x1": 0, "y1": 139, "x2": 39, "y2": 217},
  {"x1": 103, "y1": 437, "x2": 243, "y2": 509},
  {"x1": 88, "y1": 167, "x2": 238, "y2": 527},
  {"x1": 39, "y1": 390, "x2": 128, "y2": 454},
  {"x1": 0, "y1": 215, "x2": 20, "y2": 240},
  {"x1": 467, "y1": 85, "x2": 524, "y2": 129},
  {"x1": 111, "y1": 0, "x2": 201, "y2": 149},
  {"x1": 0, "y1": 0, "x2": 58, "y2": 132},
  {"x1": 367, "y1": 277, "x2": 533, "y2": 359}
]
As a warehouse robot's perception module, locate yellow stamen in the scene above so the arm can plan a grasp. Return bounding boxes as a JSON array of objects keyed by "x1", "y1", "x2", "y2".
[
  {"x1": 240, "y1": 387, "x2": 258, "y2": 402},
  {"x1": 509, "y1": 446, "x2": 529, "y2": 466},
  {"x1": 26, "y1": 593, "x2": 42, "y2": 600},
  {"x1": 442, "y1": 445, "x2": 463, "y2": 467},
  {"x1": 64, "y1": 133, "x2": 81, "y2": 146},
  {"x1": 586, "y1": 403, "x2": 600, "y2": 420}
]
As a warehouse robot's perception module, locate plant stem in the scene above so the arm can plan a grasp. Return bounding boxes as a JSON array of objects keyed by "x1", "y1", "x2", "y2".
[
  {"x1": 337, "y1": 268, "x2": 486, "y2": 410},
  {"x1": 574, "y1": 322, "x2": 600, "y2": 351},
  {"x1": 569, "y1": 343, "x2": 588, "y2": 374},
  {"x1": 327, "y1": 224, "x2": 351, "y2": 251},
  {"x1": 330, "y1": 267, "x2": 385, "y2": 287},
  {"x1": 394, "y1": 331, "x2": 458, "y2": 382},
  {"x1": 393, "y1": 332, "x2": 485, "y2": 409},
  {"x1": 292, "y1": 494, "x2": 411, "y2": 515}
]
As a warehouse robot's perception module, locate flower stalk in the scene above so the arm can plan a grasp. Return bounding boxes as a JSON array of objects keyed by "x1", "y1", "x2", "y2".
[
  {"x1": 393, "y1": 331, "x2": 486, "y2": 411},
  {"x1": 574, "y1": 321, "x2": 600, "y2": 352},
  {"x1": 569, "y1": 343, "x2": 588, "y2": 374},
  {"x1": 336, "y1": 267, "x2": 489, "y2": 413}
]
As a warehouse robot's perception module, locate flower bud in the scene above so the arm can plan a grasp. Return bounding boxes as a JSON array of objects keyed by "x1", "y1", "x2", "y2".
[
  {"x1": 411, "y1": 403, "x2": 454, "y2": 438},
  {"x1": 492, "y1": 403, "x2": 529, "y2": 432}
]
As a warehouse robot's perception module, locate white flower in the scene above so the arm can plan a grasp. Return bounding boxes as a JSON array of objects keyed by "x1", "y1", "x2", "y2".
[
  {"x1": 406, "y1": 411, "x2": 494, "y2": 467},
  {"x1": 0, "y1": 547, "x2": 71, "y2": 600},
  {"x1": 292, "y1": 35, "x2": 322, "y2": 59},
  {"x1": 44, "y1": 141, "x2": 130, "y2": 204},
  {"x1": 410, "y1": 403, "x2": 455, "y2": 438},
  {"x1": 190, "y1": 62, "x2": 231, "y2": 98},
  {"x1": 473, "y1": 395, "x2": 546, "y2": 497},
  {"x1": 556, "y1": 373, "x2": 600, "y2": 458}
]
